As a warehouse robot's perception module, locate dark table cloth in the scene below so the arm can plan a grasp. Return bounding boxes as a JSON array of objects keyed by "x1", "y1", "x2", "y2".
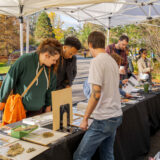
[
  {"x1": 30, "y1": 93, "x2": 160, "y2": 160},
  {"x1": 1, "y1": 92, "x2": 160, "y2": 160}
]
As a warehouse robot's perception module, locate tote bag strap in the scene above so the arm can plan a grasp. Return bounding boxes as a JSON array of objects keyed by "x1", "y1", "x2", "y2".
[{"x1": 21, "y1": 67, "x2": 44, "y2": 97}]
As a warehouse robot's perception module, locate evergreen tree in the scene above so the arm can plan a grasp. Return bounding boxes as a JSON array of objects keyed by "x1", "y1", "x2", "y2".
[{"x1": 35, "y1": 12, "x2": 54, "y2": 42}]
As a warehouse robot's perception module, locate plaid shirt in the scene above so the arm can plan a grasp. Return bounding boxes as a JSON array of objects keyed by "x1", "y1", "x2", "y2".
[{"x1": 106, "y1": 43, "x2": 128, "y2": 71}]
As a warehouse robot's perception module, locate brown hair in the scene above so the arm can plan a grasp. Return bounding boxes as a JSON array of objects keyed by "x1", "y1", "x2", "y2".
[
  {"x1": 88, "y1": 31, "x2": 105, "y2": 49},
  {"x1": 37, "y1": 38, "x2": 62, "y2": 72},
  {"x1": 111, "y1": 53, "x2": 123, "y2": 66},
  {"x1": 37, "y1": 38, "x2": 62, "y2": 56}
]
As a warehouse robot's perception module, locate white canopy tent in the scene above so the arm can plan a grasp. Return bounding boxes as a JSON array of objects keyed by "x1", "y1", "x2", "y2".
[
  {"x1": 0, "y1": 0, "x2": 160, "y2": 55},
  {"x1": 52, "y1": 0, "x2": 160, "y2": 44},
  {"x1": 0, "y1": 0, "x2": 116, "y2": 17},
  {"x1": 52, "y1": 1, "x2": 160, "y2": 28}
]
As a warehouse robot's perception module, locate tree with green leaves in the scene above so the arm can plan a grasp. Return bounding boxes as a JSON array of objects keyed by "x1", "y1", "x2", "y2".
[
  {"x1": 77, "y1": 23, "x2": 92, "y2": 48},
  {"x1": 138, "y1": 19, "x2": 160, "y2": 62},
  {"x1": 77, "y1": 22, "x2": 106, "y2": 48},
  {"x1": 35, "y1": 12, "x2": 54, "y2": 42},
  {"x1": 110, "y1": 24, "x2": 143, "y2": 47},
  {"x1": 64, "y1": 27, "x2": 77, "y2": 38},
  {"x1": 59, "y1": 27, "x2": 78, "y2": 43}
]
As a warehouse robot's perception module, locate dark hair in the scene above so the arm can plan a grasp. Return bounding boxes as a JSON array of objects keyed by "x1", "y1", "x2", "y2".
[
  {"x1": 64, "y1": 37, "x2": 81, "y2": 50},
  {"x1": 119, "y1": 35, "x2": 129, "y2": 42},
  {"x1": 139, "y1": 48, "x2": 147, "y2": 55},
  {"x1": 88, "y1": 31, "x2": 105, "y2": 49},
  {"x1": 37, "y1": 38, "x2": 62, "y2": 56}
]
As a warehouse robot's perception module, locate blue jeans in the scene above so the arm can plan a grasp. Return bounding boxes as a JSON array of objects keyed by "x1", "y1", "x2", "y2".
[{"x1": 73, "y1": 116, "x2": 122, "y2": 160}]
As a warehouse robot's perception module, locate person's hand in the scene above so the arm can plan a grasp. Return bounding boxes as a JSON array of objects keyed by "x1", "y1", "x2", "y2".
[
  {"x1": 65, "y1": 85, "x2": 70, "y2": 88},
  {"x1": 119, "y1": 67, "x2": 126, "y2": 75},
  {"x1": 125, "y1": 93, "x2": 132, "y2": 98},
  {"x1": 122, "y1": 79, "x2": 128, "y2": 84},
  {"x1": 80, "y1": 118, "x2": 88, "y2": 131},
  {"x1": 45, "y1": 106, "x2": 51, "y2": 112},
  {"x1": 0, "y1": 102, "x2": 5, "y2": 111},
  {"x1": 146, "y1": 68, "x2": 151, "y2": 73}
]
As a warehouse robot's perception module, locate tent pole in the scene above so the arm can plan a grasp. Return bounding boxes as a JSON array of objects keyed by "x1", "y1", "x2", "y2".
[
  {"x1": 19, "y1": 16, "x2": 23, "y2": 56},
  {"x1": 26, "y1": 16, "x2": 30, "y2": 53},
  {"x1": 107, "y1": 28, "x2": 110, "y2": 46},
  {"x1": 107, "y1": 17, "x2": 111, "y2": 46}
]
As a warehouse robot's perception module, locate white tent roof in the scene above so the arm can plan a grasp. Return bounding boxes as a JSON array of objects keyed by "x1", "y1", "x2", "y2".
[
  {"x1": 51, "y1": 0, "x2": 160, "y2": 28},
  {"x1": 0, "y1": 0, "x2": 160, "y2": 28},
  {"x1": 0, "y1": 0, "x2": 115, "y2": 17}
]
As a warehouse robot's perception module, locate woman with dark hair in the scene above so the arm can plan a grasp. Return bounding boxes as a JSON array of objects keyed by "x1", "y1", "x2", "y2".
[
  {"x1": 0, "y1": 38, "x2": 62, "y2": 116},
  {"x1": 137, "y1": 48, "x2": 153, "y2": 83}
]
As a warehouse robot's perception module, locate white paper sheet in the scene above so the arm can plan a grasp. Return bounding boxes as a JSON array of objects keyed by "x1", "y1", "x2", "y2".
[
  {"x1": 0, "y1": 134, "x2": 19, "y2": 148},
  {"x1": 22, "y1": 128, "x2": 68, "y2": 146},
  {"x1": 128, "y1": 76, "x2": 139, "y2": 87},
  {"x1": 0, "y1": 140, "x2": 48, "y2": 160}
]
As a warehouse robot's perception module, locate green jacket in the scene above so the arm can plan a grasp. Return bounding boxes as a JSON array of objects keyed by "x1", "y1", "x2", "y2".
[{"x1": 0, "y1": 52, "x2": 56, "y2": 111}]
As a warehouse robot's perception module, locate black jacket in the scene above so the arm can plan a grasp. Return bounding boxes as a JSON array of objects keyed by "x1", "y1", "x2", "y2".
[{"x1": 56, "y1": 55, "x2": 77, "y2": 90}]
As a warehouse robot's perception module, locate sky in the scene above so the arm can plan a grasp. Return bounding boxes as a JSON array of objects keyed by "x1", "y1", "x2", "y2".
[{"x1": 59, "y1": 14, "x2": 83, "y2": 30}]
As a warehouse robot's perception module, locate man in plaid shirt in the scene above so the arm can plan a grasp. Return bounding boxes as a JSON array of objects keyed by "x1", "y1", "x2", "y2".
[{"x1": 106, "y1": 35, "x2": 129, "y2": 78}]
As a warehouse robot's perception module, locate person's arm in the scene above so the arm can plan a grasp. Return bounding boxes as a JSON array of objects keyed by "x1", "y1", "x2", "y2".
[
  {"x1": 122, "y1": 79, "x2": 128, "y2": 84},
  {"x1": 66, "y1": 56, "x2": 77, "y2": 87},
  {"x1": 125, "y1": 93, "x2": 132, "y2": 98},
  {"x1": 119, "y1": 88, "x2": 126, "y2": 97},
  {"x1": 72, "y1": 56, "x2": 77, "y2": 80},
  {"x1": 124, "y1": 53, "x2": 128, "y2": 72},
  {"x1": 0, "y1": 56, "x2": 24, "y2": 105},
  {"x1": 119, "y1": 88, "x2": 132, "y2": 98},
  {"x1": 143, "y1": 68, "x2": 151, "y2": 73},
  {"x1": 119, "y1": 80, "x2": 132, "y2": 98},
  {"x1": 148, "y1": 59, "x2": 153, "y2": 71},
  {"x1": 128, "y1": 57, "x2": 134, "y2": 73},
  {"x1": 106, "y1": 45, "x2": 112, "y2": 55},
  {"x1": 80, "y1": 84, "x2": 101, "y2": 130},
  {"x1": 45, "y1": 71, "x2": 57, "y2": 112}
]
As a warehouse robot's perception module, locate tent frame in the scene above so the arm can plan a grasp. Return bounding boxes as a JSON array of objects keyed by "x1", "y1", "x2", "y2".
[{"x1": 0, "y1": 0, "x2": 160, "y2": 55}]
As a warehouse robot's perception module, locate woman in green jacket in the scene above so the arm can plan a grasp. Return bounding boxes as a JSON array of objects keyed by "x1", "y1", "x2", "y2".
[{"x1": 0, "y1": 38, "x2": 62, "y2": 117}]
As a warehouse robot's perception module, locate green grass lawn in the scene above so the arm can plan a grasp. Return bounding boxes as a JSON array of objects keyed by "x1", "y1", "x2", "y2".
[
  {"x1": 0, "y1": 66, "x2": 10, "y2": 74},
  {"x1": 0, "y1": 62, "x2": 10, "y2": 74}
]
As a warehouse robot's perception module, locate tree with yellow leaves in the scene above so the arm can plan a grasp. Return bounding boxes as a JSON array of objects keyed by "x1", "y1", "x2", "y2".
[
  {"x1": 48, "y1": 12, "x2": 64, "y2": 41},
  {"x1": 0, "y1": 15, "x2": 21, "y2": 56}
]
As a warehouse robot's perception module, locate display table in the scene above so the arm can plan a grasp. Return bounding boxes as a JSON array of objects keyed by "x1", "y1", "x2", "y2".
[
  {"x1": 1, "y1": 92, "x2": 160, "y2": 160},
  {"x1": 31, "y1": 92, "x2": 160, "y2": 160}
]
